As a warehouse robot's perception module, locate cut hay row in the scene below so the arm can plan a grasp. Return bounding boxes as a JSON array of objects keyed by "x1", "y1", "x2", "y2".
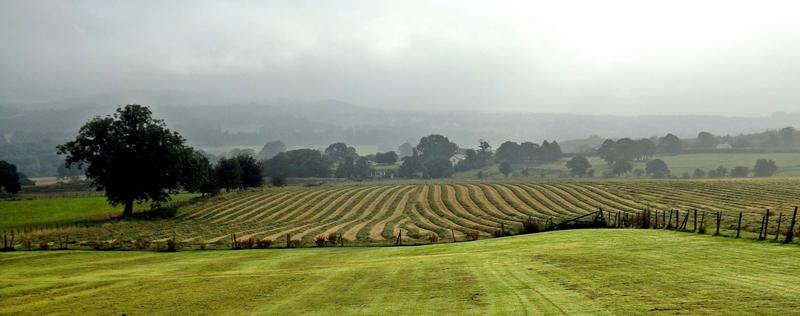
[
  {"x1": 451, "y1": 184, "x2": 511, "y2": 224},
  {"x1": 519, "y1": 184, "x2": 581, "y2": 217},
  {"x1": 23, "y1": 179, "x2": 800, "y2": 245},
  {"x1": 429, "y1": 185, "x2": 496, "y2": 233},
  {"x1": 558, "y1": 184, "x2": 642, "y2": 211},
  {"x1": 476, "y1": 184, "x2": 532, "y2": 219},
  {"x1": 293, "y1": 186, "x2": 390, "y2": 240},
  {"x1": 372, "y1": 187, "x2": 416, "y2": 240},
  {"x1": 348, "y1": 186, "x2": 413, "y2": 240},
  {"x1": 443, "y1": 185, "x2": 507, "y2": 228},
  {"x1": 624, "y1": 182, "x2": 787, "y2": 212},
  {"x1": 186, "y1": 190, "x2": 282, "y2": 220},
  {"x1": 331, "y1": 185, "x2": 404, "y2": 240},
  {"x1": 416, "y1": 185, "x2": 472, "y2": 236},
  {"x1": 254, "y1": 187, "x2": 379, "y2": 241},
  {"x1": 214, "y1": 189, "x2": 312, "y2": 223},
  {"x1": 512, "y1": 184, "x2": 574, "y2": 217},
  {"x1": 463, "y1": 184, "x2": 518, "y2": 221},
  {"x1": 488, "y1": 184, "x2": 545, "y2": 218}
]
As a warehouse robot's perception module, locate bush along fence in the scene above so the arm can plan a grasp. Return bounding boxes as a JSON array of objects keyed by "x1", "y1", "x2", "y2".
[{"x1": 1, "y1": 207, "x2": 799, "y2": 252}]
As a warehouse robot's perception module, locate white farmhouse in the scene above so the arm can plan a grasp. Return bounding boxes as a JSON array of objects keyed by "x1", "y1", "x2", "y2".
[{"x1": 449, "y1": 154, "x2": 466, "y2": 166}]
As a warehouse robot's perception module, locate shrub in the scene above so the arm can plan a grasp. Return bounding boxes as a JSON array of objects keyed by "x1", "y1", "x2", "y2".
[
  {"x1": 288, "y1": 239, "x2": 302, "y2": 248},
  {"x1": 133, "y1": 239, "x2": 151, "y2": 250},
  {"x1": 271, "y1": 176, "x2": 287, "y2": 187},
  {"x1": 166, "y1": 238, "x2": 179, "y2": 252},
  {"x1": 197, "y1": 241, "x2": 208, "y2": 250},
  {"x1": 466, "y1": 231, "x2": 481, "y2": 241},
  {"x1": 241, "y1": 238, "x2": 255, "y2": 249},
  {"x1": 38, "y1": 241, "x2": 50, "y2": 250},
  {"x1": 315, "y1": 235, "x2": 327, "y2": 247},
  {"x1": 256, "y1": 239, "x2": 272, "y2": 248},
  {"x1": 731, "y1": 166, "x2": 750, "y2": 177},
  {"x1": 522, "y1": 220, "x2": 541, "y2": 234},
  {"x1": 21, "y1": 238, "x2": 32, "y2": 251},
  {"x1": 326, "y1": 232, "x2": 338, "y2": 245},
  {"x1": 428, "y1": 233, "x2": 439, "y2": 243},
  {"x1": 91, "y1": 241, "x2": 110, "y2": 250}
]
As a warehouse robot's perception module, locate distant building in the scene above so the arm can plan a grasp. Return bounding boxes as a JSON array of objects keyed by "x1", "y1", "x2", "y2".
[
  {"x1": 449, "y1": 154, "x2": 466, "y2": 166},
  {"x1": 715, "y1": 143, "x2": 733, "y2": 150}
]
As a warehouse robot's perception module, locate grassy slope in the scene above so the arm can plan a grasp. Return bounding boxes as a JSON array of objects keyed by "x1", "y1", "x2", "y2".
[
  {"x1": 2, "y1": 229, "x2": 800, "y2": 315},
  {"x1": 456, "y1": 152, "x2": 800, "y2": 179},
  {"x1": 0, "y1": 194, "x2": 197, "y2": 230}
]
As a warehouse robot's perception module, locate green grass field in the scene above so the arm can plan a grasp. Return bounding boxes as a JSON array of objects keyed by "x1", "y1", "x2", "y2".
[
  {"x1": 2, "y1": 229, "x2": 799, "y2": 315},
  {"x1": 456, "y1": 152, "x2": 800, "y2": 179},
  {"x1": 0, "y1": 194, "x2": 197, "y2": 230}
]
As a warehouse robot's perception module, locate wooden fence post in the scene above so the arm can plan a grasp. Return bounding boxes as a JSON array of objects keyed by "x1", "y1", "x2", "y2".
[
  {"x1": 764, "y1": 210, "x2": 771, "y2": 240},
  {"x1": 286, "y1": 233, "x2": 290, "y2": 248},
  {"x1": 714, "y1": 211, "x2": 721, "y2": 236},
  {"x1": 784, "y1": 207, "x2": 798, "y2": 244},
  {"x1": 775, "y1": 213, "x2": 783, "y2": 241},
  {"x1": 451, "y1": 228, "x2": 457, "y2": 243},
  {"x1": 667, "y1": 210, "x2": 673, "y2": 229},
  {"x1": 396, "y1": 230, "x2": 402, "y2": 246},
  {"x1": 693, "y1": 210, "x2": 698, "y2": 232},
  {"x1": 699, "y1": 211, "x2": 706, "y2": 234},
  {"x1": 681, "y1": 212, "x2": 689, "y2": 231},
  {"x1": 655, "y1": 210, "x2": 659, "y2": 228},
  {"x1": 736, "y1": 212, "x2": 742, "y2": 238}
]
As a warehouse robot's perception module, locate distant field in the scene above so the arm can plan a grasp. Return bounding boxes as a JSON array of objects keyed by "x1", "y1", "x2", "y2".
[
  {"x1": 456, "y1": 152, "x2": 800, "y2": 179},
  {"x1": 2, "y1": 229, "x2": 800, "y2": 314},
  {"x1": 5, "y1": 178, "x2": 799, "y2": 245},
  {"x1": 0, "y1": 194, "x2": 197, "y2": 230}
]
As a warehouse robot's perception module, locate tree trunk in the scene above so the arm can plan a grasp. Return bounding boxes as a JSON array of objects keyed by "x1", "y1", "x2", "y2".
[{"x1": 122, "y1": 200, "x2": 134, "y2": 217}]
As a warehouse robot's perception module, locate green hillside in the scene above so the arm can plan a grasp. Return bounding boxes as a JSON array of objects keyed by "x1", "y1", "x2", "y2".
[{"x1": 2, "y1": 229, "x2": 800, "y2": 315}]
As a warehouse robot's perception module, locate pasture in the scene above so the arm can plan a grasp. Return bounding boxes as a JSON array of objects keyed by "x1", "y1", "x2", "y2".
[
  {"x1": 0, "y1": 194, "x2": 197, "y2": 230},
  {"x1": 2, "y1": 178, "x2": 799, "y2": 246},
  {"x1": 2, "y1": 229, "x2": 800, "y2": 314}
]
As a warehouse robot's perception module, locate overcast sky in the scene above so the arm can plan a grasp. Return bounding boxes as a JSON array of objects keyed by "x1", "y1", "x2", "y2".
[{"x1": 1, "y1": 1, "x2": 799, "y2": 116}]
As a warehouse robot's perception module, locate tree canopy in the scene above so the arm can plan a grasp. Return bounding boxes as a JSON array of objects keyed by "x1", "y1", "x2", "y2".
[
  {"x1": 565, "y1": 156, "x2": 591, "y2": 177},
  {"x1": 57, "y1": 105, "x2": 202, "y2": 216},
  {"x1": 374, "y1": 151, "x2": 398, "y2": 164},
  {"x1": 263, "y1": 149, "x2": 332, "y2": 178},
  {"x1": 324, "y1": 142, "x2": 358, "y2": 164},
  {"x1": 0, "y1": 160, "x2": 21, "y2": 194},
  {"x1": 657, "y1": 134, "x2": 682, "y2": 154},
  {"x1": 645, "y1": 159, "x2": 670, "y2": 178},
  {"x1": 753, "y1": 159, "x2": 778, "y2": 177},
  {"x1": 498, "y1": 161, "x2": 512, "y2": 177}
]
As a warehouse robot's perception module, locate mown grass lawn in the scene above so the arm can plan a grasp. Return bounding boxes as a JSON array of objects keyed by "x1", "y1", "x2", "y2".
[
  {"x1": 2, "y1": 229, "x2": 799, "y2": 315},
  {"x1": 0, "y1": 193, "x2": 197, "y2": 230}
]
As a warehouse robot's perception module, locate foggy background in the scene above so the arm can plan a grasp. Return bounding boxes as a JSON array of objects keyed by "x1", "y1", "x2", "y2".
[
  {"x1": 3, "y1": 0, "x2": 800, "y2": 178},
  {"x1": 2, "y1": 0, "x2": 800, "y2": 116}
]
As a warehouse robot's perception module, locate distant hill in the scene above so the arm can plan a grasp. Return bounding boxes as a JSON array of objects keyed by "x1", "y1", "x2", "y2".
[{"x1": 2, "y1": 100, "x2": 799, "y2": 154}]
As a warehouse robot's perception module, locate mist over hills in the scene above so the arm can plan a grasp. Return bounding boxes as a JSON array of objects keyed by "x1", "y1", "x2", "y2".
[{"x1": 2, "y1": 99, "x2": 799, "y2": 154}]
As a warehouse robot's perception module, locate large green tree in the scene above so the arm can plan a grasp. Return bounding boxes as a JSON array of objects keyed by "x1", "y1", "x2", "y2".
[
  {"x1": 415, "y1": 135, "x2": 458, "y2": 179},
  {"x1": 57, "y1": 105, "x2": 199, "y2": 217}
]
